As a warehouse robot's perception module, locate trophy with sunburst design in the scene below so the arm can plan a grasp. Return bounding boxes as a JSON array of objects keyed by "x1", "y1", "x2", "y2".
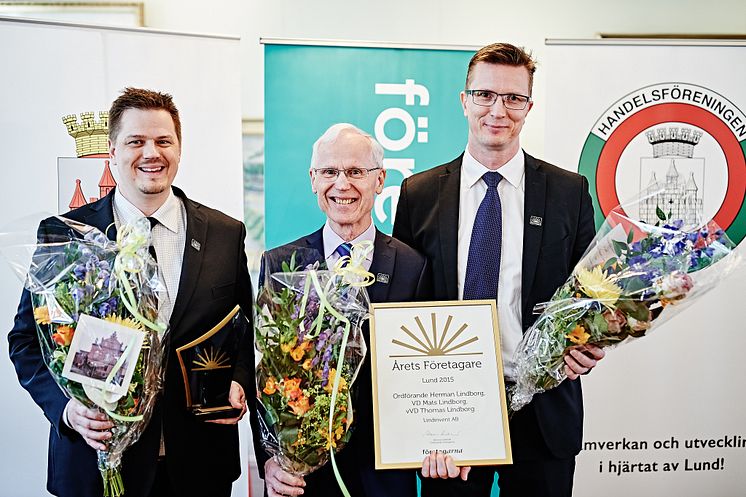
[{"x1": 176, "y1": 305, "x2": 248, "y2": 420}]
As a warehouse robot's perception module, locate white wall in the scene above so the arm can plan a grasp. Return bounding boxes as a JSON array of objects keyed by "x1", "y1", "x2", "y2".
[{"x1": 143, "y1": 0, "x2": 746, "y2": 157}]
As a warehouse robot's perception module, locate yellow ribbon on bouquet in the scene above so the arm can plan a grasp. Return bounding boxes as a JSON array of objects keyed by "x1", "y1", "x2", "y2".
[
  {"x1": 113, "y1": 219, "x2": 166, "y2": 336},
  {"x1": 295, "y1": 241, "x2": 375, "y2": 497}
]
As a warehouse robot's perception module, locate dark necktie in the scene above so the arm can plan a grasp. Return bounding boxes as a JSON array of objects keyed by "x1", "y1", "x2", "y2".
[
  {"x1": 335, "y1": 242, "x2": 352, "y2": 267},
  {"x1": 463, "y1": 171, "x2": 503, "y2": 300},
  {"x1": 147, "y1": 216, "x2": 158, "y2": 262}
]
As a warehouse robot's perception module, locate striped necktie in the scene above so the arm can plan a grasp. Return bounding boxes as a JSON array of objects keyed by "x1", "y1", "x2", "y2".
[{"x1": 335, "y1": 242, "x2": 352, "y2": 267}]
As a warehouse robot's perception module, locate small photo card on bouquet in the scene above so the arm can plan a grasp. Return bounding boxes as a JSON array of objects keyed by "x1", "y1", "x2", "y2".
[{"x1": 62, "y1": 314, "x2": 145, "y2": 397}]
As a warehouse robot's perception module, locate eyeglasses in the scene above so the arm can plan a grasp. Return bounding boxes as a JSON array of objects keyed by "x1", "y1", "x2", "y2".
[
  {"x1": 312, "y1": 167, "x2": 382, "y2": 181},
  {"x1": 465, "y1": 89, "x2": 531, "y2": 110}
]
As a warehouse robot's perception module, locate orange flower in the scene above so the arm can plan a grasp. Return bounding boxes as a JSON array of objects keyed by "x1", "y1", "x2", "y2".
[
  {"x1": 280, "y1": 338, "x2": 296, "y2": 354},
  {"x1": 288, "y1": 394, "x2": 310, "y2": 416},
  {"x1": 290, "y1": 340, "x2": 313, "y2": 362},
  {"x1": 51, "y1": 325, "x2": 75, "y2": 346},
  {"x1": 566, "y1": 325, "x2": 590, "y2": 345},
  {"x1": 34, "y1": 306, "x2": 51, "y2": 325},
  {"x1": 324, "y1": 368, "x2": 348, "y2": 393},
  {"x1": 334, "y1": 424, "x2": 345, "y2": 440},
  {"x1": 283, "y1": 378, "x2": 302, "y2": 401},
  {"x1": 263, "y1": 377, "x2": 277, "y2": 395},
  {"x1": 302, "y1": 358, "x2": 313, "y2": 370}
]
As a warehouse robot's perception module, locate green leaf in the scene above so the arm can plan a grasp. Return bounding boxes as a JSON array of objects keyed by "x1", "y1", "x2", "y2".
[
  {"x1": 612, "y1": 240, "x2": 627, "y2": 257},
  {"x1": 262, "y1": 401, "x2": 280, "y2": 425},
  {"x1": 617, "y1": 300, "x2": 651, "y2": 321},
  {"x1": 602, "y1": 258, "x2": 618, "y2": 270},
  {"x1": 627, "y1": 229, "x2": 634, "y2": 244},
  {"x1": 656, "y1": 206, "x2": 667, "y2": 221}
]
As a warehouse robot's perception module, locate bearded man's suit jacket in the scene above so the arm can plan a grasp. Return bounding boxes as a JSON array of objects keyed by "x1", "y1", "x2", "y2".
[
  {"x1": 392, "y1": 153, "x2": 596, "y2": 462},
  {"x1": 257, "y1": 227, "x2": 431, "y2": 497},
  {"x1": 8, "y1": 187, "x2": 261, "y2": 497}
]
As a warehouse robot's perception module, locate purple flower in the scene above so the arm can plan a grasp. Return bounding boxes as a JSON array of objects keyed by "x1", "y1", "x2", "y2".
[
  {"x1": 99, "y1": 270, "x2": 111, "y2": 289},
  {"x1": 316, "y1": 329, "x2": 331, "y2": 351},
  {"x1": 322, "y1": 362, "x2": 330, "y2": 387},
  {"x1": 663, "y1": 219, "x2": 684, "y2": 230},
  {"x1": 85, "y1": 255, "x2": 100, "y2": 273},
  {"x1": 72, "y1": 264, "x2": 86, "y2": 280},
  {"x1": 97, "y1": 296, "x2": 119, "y2": 317},
  {"x1": 290, "y1": 304, "x2": 301, "y2": 320},
  {"x1": 628, "y1": 255, "x2": 646, "y2": 266},
  {"x1": 71, "y1": 287, "x2": 84, "y2": 303},
  {"x1": 322, "y1": 346, "x2": 333, "y2": 364},
  {"x1": 301, "y1": 298, "x2": 320, "y2": 333}
]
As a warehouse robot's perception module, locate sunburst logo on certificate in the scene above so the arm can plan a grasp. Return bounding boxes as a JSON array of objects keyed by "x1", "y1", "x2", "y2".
[
  {"x1": 390, "y1": 313, "x2": 482, "y2": 358},
  {"x1": 192, "y1": 346, "x2": 231, "y2": 370}
]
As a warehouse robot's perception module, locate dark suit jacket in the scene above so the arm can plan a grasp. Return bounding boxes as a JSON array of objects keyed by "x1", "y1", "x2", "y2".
[
  {"x1": 8, "y1": 187, "x2": 261, "y2": 497},
  {"x1": 258, "y1": 227, "x2": 431, "y2": 497},
  {"x1": 392, "y1": 153, "x2": 596, "y2": 459}
]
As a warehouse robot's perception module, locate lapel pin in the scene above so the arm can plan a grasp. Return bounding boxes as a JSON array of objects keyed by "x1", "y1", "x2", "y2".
[
  {"x1": 529, "y1": 216, "x2": 543, "y2": 227},
  {"x1": 191, "y1": 239, "x2": 201, "y2": 251},
  {"x1": 376, "y1": 273, "x2": 390, "y2": 284}
]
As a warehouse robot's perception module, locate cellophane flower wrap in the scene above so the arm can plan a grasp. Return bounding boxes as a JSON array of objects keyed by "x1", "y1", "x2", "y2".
[
  {"x1": 4, "y1": 216, "x2": 168, "y2": 497},
  {"x1": 254, "y1": 244, "x2": 372, "y2": 493},
  {"x1": 509, "y1": 195, "x2": 743, "y2": 413}
]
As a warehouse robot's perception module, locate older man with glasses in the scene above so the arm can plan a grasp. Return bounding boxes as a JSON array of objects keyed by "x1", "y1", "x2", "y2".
[{"x1": 256, "y1": 123, "x2": 431, "y2": 497}]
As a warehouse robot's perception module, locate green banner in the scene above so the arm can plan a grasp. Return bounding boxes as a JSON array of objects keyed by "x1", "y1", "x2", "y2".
[{"x1": 264, "y1": 42, "x2": 474, "y2": 248}]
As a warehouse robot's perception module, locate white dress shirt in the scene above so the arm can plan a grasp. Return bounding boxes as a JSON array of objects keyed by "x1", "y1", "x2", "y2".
[
  {"x1": 458, "y1": 149, "x2": 525, "y2": 380},
  {"x1": 323, "y1": 219, "x2": 376, "y2": 271},
  {"x1": 113, "y1": 188, "x2": 187, "y2": 323}
]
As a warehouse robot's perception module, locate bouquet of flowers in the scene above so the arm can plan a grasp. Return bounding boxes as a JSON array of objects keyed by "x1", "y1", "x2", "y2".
[
  {"x1": 254, "y1": 244, "x2": 372, "y2": 494},
  {"x1": 509, "y1": 198, "x2": 742, "y2": 413},
  {"x1": 5, "y1": 216, "x2": 168, "y2": 497}
]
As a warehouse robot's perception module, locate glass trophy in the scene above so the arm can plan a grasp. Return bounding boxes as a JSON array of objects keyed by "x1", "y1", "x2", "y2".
[{"x1": 176, "y1": 305, "x2": 248, "y2": 420}]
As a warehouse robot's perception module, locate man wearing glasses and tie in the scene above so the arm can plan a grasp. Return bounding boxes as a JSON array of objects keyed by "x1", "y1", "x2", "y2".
[
  {"x1": 258, "y1": 123, "x2": 431, "y2": 497},
  {"x1": 393, "y1": 43, "x2": 605, "y2": 497}
]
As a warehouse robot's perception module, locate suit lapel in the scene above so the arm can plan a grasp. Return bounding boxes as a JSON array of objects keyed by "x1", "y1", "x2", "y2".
[
  {"x1": 368, "y1": 230, "x2": 395, "y2": 303},
  {"x1": 81, "y1": 190, "x2": 117, "y2": 241},
  {"x1": 169, "y1": 189, "x2": 208, "y2": 334},
  {"x1": 303, "y1": 228, "x2": 325, "y2": 258},
  {"x1": 438, "y1": 157, "x2": 462, "y2": 300},
  {"x1": 521, "y1": 153, "x2": 546, "y2": 319}
]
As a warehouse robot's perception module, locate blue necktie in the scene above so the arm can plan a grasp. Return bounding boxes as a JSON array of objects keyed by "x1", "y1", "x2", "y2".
[
  {"x1": 463, "y1": 172, "x2": 503, "y2": 300},
  {"x1": 335, "y1": 242, "x2": 352, "y2": 267}
]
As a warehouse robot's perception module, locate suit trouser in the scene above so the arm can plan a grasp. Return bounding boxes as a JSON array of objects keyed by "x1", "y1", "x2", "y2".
[
  {"x1": 420, "y1": 402, "x2": 576, "y2": 497},
  {"x1": 148, "y1": 458, "x2": 232, "y2": 497}
]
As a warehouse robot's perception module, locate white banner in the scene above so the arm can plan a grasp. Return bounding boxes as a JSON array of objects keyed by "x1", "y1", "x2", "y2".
[
  {"x1": 544, "y1": 40, "x2": 746, "y2": 497},
  {"x1": 0, "y1": 17, "x2": 256, "y2": 497}
]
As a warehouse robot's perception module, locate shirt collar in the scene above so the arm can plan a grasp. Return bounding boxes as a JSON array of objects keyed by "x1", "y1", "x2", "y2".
[
  {"x1": 462, "y1": 148, "x2": 526, "y2": 191},
  {"x1": 322, "y1": 219, "x2": 376, "y2": 260},
  {"x1": 113, "y1": 187, "x2": 182, "y2": 233}
]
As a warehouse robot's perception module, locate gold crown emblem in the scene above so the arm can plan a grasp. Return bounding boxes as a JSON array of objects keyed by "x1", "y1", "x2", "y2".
[
  {"x1": 391, "y1": 313, "x2": 481, "y2": 357},
  {"x1": 62, "y1": 111, "x2": 109, "y2": 157},
  {"x1": 193, "y1": 346, "x2": 231, "y2": 370}
]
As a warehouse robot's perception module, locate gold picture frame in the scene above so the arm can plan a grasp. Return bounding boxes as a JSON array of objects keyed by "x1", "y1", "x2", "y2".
[
  {"x1": 369, "y1": 299, "x2": 512, "y2": 469},
  {"x1": 0, "y1": 2, "x2": 144, "y2": 27}
]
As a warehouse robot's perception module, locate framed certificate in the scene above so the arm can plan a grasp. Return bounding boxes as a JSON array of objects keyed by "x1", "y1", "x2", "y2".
[{"x1": 370, "y1": 300, "x2": 512, "y2": 469}]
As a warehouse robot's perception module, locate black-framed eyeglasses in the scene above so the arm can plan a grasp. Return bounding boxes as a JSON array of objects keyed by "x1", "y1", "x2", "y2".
[
  {"x1": 312, "y1": 167, "x2": 382, "y2": 181},
  {"x1": 465, "y1": 89, "x2": 532, "y2": 110}
]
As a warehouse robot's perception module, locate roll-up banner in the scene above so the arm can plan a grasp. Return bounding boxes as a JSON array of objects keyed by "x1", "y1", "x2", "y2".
[
  {"x1": 544, "y1": 39, "x2": 746, "y2": 497},
  {"x1": 0, "y1": 17, "x2": 252, "y2": 497},
  {"x1": 262, "y1": 39, "x2": 475, "y2": 247}
]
